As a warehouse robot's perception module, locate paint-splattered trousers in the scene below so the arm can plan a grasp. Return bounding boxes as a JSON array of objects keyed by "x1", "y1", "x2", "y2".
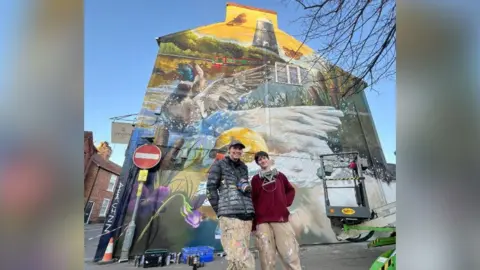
[
  {"x1": 219, "y1": 216, "x2": 256, "y2": 270},
  {"x1": 255, "y1": 222, "x2": 302, "y2": 270}
]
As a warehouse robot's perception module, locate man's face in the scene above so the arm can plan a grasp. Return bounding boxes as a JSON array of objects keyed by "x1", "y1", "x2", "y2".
[
  {"x1": 229, "y1": 146, "x2": 244, "y2": 160},
  {"x1": 257, "y1": 156, "x2": 270, "y2": 169}
]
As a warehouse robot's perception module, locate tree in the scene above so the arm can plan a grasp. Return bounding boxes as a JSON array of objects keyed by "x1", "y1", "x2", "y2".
[{"x1": 288, "y1": 0, "x2": 396, "y2": 97}]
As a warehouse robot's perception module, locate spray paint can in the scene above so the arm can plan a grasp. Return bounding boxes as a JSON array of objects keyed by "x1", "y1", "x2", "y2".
[
  {"x1": 134, "y1": 255, "x2": 141, "y2": 267},
  {"x1": 192, "y1": 255, "x2": 199, "y2": 270},
  {"x1": 157, "y1": 254, "x2": 163, "y2": 266},
  {"x1": 140, "y1": 255, "x2": 145, "y2": 267},
  {"x1": 166, "y1": 253, "x2": 171, "y2": 266},
  {"x1": 177, "y1": 252, "x2": 182, "y2": 264}
]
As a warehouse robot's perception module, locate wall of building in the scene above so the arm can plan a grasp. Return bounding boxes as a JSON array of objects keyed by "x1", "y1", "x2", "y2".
[
  {"x1": 84, "y1": 165, "x2": 118, "y2": 223},
  {"x1": 114, "y1": 3, "x2": 395, "y2": 256}
]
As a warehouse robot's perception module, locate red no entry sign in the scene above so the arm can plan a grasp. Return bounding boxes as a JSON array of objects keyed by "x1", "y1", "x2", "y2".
[{"x1": 133, "y1": 144, "x2": 162, "y2": 169}]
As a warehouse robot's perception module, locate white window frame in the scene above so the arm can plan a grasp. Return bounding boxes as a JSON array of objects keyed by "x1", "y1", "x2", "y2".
[
  {"x1": 274, "y1": 62, "x2": 302, "y2": 85},
  {"x1": 106, "y1": 174, "x2": 118, "y2": 192},
  {"x1": 99, "y1": 198, "x2": 110, "y2": 217}
]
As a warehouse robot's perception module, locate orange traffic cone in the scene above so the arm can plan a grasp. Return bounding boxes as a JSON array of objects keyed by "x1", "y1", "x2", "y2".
[{"x1": 101, "y1": 237, "x2": 114, "y2": 263}]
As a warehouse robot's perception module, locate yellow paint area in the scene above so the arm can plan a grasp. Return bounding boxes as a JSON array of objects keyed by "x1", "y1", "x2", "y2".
[
  {"x1": 214, "y1": 127, "x2": 269, "y2": 163},
  {"x1": 195, "y1": 5, "x2": 314, "y2": 57},
  {"x1": 199, "y1": 205, "x2": 218, "y2": 220},
  {"x1": 167, "y1": 169, "x2": 209, "y2": 201},
  {"x1": 166, "y1": 128, "x2": 268, "y2": 196}
]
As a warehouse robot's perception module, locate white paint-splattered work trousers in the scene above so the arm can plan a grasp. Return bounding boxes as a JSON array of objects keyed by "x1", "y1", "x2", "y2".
[
  {"x1": 219, "y1": 216, "x2": 256, "y2": 270},
  {"x1": 255, "y1": 222, "x2": 302, "y2": 270}
]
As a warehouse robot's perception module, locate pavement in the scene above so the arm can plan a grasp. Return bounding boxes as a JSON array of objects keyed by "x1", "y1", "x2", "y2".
[
  {"x1": 84, "y1": 224, "x2": 392, "y2": 270},
  {"x1": 85, "y1": 223, "x2": 107, "y2": 263}
]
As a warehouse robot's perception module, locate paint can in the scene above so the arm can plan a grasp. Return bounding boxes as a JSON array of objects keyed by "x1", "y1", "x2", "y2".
[
  {"x1": 191, "y1": 255, "x2": 204, "y2": 269},
  {"x1": 169, "y1": 252, "x2": 176, "y2": 264}
]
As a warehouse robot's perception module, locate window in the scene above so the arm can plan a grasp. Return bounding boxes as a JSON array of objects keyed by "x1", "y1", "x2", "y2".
[
  {"x1": 107, "y1": 174, "x2": 118, "y2": 192},
  {"x1": 275, "y1": 62, "x2": 303, "y2": 85},
  {"x1": 275, "y1": 63, "x2": 289, "y2": 84},
  {"x1": 99, "y1": 198, "x2": 110, "y2": 217},
  {"x1": 288, "y1": 66, "x2": 299, "y2": 85}
]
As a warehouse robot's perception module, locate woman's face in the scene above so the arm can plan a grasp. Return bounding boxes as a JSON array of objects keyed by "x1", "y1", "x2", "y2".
[{"x1": 229, "y1": 146, "x2": 244, "y2": 160}]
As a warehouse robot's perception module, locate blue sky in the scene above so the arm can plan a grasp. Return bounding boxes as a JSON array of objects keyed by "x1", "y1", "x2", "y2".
[{"x1": 84, "y1": 0, "x2": 396, "y2": 166}]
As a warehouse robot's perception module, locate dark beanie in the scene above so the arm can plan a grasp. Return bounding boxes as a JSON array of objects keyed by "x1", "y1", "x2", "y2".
[{"x1": 254, "y1": 151, "x2": 269, "y2": 164}]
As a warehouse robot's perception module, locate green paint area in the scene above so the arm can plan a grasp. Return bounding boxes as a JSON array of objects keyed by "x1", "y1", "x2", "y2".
[{"x1": 160, "y1": 31, "x2": 285, "y2": 64}]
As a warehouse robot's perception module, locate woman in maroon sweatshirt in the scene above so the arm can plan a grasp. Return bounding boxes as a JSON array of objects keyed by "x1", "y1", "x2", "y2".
[{"x1": 251, "y1": 151, "x2": 302, "y2": 270}]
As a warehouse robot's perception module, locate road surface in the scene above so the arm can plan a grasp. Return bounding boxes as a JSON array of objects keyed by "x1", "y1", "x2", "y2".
[
  {"x1": 85, "y1": 223, "x2": 105, "y2": 263},
  {"x1": 84, "y1": 224, "x2": 391, "y2": 269}
]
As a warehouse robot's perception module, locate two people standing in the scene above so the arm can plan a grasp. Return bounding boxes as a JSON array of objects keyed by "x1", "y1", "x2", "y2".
[{"x1": 206, "y1": 140, "x2": 302, "y2": 270}]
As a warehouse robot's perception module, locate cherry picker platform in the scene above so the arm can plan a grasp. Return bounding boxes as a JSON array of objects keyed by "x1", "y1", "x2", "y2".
[{"x1": 318, "y1": 151, "x2": 396, "y2": 270}]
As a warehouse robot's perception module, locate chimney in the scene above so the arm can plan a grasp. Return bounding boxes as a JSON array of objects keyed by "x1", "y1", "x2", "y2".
[
  {"x1": 97, "y1": 141, "x2": 113, "y2": 160},
  {"x1": 252, "y1": 18, "x2": 279, "y2": 55}
]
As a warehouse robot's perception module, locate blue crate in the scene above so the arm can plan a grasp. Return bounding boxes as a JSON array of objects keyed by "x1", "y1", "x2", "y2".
[{"x1": 181, "y1": 246, "x2": 215, "y2": 263}]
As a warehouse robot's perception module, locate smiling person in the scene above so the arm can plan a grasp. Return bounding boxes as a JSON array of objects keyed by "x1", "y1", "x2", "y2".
[
  {"x1": 206, "y1": 139, "x2": 255, "y2": 270},
  {"x1": 251, "y1": 151, "x2": 302, "y2": 270}
]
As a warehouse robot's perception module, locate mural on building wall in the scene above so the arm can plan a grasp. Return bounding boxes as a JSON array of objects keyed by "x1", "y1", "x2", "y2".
[{"x1": 118, "y1": 4, "x2": 391, "y2": 255}]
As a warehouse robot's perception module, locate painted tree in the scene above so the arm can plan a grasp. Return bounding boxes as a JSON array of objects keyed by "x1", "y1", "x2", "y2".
[{"x1": 287, "y1": 0, "x2": 396, "y2": 96}]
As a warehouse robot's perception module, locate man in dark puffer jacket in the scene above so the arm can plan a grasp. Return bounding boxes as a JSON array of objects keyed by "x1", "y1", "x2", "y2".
[{"x1": 207, "y1": 140, "x2": 255, "y2": 270}]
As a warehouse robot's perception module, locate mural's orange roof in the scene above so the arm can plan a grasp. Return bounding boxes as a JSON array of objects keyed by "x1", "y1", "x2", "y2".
[{"x1": 226, "y1": 2, "x2": 277, "y2": 15}]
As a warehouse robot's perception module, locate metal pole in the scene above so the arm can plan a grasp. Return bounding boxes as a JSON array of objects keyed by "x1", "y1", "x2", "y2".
[
  {"x1": 263, "y1": 46, "x2": 271, "y2": 137},
  {"x1": 320, "y1": 151, "x2": 359, "y2": 158},
  {"x1": 320, "y1": 156, "x2": 330, "y2": 206},
  {"x1": 119, "y1": 179, "x2": 144, "y2": 262}
]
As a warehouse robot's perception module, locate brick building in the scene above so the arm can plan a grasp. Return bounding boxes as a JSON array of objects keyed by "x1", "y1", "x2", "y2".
[{"x1": 84, "y1": 131, "x2": 122, "y2": 224}]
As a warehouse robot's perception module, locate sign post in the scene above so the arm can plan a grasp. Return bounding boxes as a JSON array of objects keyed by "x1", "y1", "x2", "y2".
[{"x1": 119, "y1": 144, "x2": 162, "y2": 263}]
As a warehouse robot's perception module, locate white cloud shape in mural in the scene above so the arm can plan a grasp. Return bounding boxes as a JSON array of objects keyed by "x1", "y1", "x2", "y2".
[
  {"x1": 234, "y1": 105, "x2": 344, "y2": 188},
  {"x1": 234, "y1": 106, "x2": 344, "y2": 156}
]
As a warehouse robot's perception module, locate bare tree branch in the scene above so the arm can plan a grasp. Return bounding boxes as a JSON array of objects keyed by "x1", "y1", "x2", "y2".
[{"x1": 287, "y1": 0, "x2": 396, "y2": 97}]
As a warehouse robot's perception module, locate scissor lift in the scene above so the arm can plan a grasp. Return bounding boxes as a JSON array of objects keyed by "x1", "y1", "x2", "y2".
[
  {"x1": 318, "y1": 152, "x2": 372, "y2": 225},
  {"x1": 318, "y1": 151, "x2": 396, "y2": 269}
]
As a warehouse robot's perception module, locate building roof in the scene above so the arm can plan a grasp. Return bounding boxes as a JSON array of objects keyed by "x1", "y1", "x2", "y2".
[
  {"x1": 226, "y1": 2, "x2": 277, "y2": 15},
  {"x1": 85, "y1": 131, "x2": 121, "y2": 175},
  {"x1": 91, "y1": 153, "x2": 122, "y2": 175},
  {"x1": 84, "y1": 131, "x2": 97, "y2": 154}
]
